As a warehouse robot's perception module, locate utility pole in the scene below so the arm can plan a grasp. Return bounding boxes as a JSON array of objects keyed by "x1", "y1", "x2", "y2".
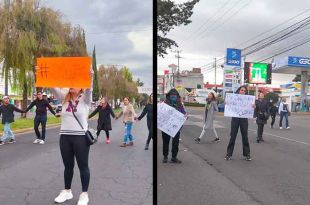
[
  {"x1": 214, "y1": 57, "x2": 217, "y2": 93},
  {"x1": 172, "y1": 50, "x2": 182, "y2": 88}
]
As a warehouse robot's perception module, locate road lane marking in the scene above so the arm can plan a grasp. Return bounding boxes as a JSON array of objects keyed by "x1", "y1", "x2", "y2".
[{"x1": 248, "y1": 128, "x2": 310, "y2": 146}]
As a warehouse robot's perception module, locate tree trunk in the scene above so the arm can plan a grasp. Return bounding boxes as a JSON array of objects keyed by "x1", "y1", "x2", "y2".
[{"x1": 21, "y1": 81, "x2": 28, "y2": 118}]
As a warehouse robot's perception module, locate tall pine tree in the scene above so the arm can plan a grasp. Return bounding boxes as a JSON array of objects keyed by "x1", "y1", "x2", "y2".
[{"x1": 92, "y1": 46, "x2": 100, "y2": 101}]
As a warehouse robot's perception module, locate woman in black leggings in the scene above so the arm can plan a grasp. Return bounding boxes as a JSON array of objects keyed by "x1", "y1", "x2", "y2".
[
  {"x1": 51, "y1": 85, "x2": 92, "y2": 205},
  {"x1": 89, "y1": 97, "x2": 116, "y2": 144}
]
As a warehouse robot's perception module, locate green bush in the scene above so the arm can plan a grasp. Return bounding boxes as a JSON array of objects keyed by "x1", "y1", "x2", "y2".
[{"x1": 184, "y1": 102, "x2": 205, "y2": 107}]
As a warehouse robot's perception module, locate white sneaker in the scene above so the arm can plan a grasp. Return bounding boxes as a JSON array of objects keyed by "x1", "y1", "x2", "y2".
[
  {"x1": 77, "y1": 192, "x2": 89, "y2": 205},
  {"x1": 286, "y1": 126, "x2": 290, "y2": 129},
  {"x1": 280, "y1": 127, "x2": 283, "y2": 130},
  {"x1": 54, "y1": 189, "x2": 73, "y2": 203},
  {"x1": 33, "y1": 139, "x2": 40, "y2": 144},
  {"x1": 39, "y1": 140, "x2": 45, "y2": 144}
]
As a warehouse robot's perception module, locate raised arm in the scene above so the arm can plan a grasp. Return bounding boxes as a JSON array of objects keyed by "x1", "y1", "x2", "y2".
[
  {"x1": 110, "y1": 106, "x2": 116, "y2": 118},
  {"x1": 24, "y1": 101, "x2": 36, "y2": 113},
  {"x1": 88, "y1": 106, "x2": 99, "y2": 119},
  {"x1": 13, "y1": 105, "x2": 24, "y2": 113},
  {"x1": 137, "y1": 105, "x2": 148, "y2": 120},
  {"x1": 83, "y1": 69, "x2": 94, "y2": 106},
  {"x1": 46, "y1": 100, "x2": 56, "y2": 115}
]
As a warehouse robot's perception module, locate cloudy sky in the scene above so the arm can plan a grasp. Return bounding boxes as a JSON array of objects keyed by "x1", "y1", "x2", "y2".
[
  {"x1": 42, "y1": 0, "x2": 153, "y2": 87},
  {"x1": 158, "y1": 0, "x2": 310, "y2": 87}
]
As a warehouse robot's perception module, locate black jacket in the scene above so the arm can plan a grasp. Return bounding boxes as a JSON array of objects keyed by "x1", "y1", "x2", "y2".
[
  {"x1": 254, "y1": 99, "x2": 270, "y2": 124},
  {"x1": 89, "y1": 104, "x2": 115, "y2": 131},
  {"x1": 0, "y1": 104, "x2": 24, "y2": 124},
  {"x1": 137, "y1": 103, "x2": 153, "y2": 123},
  {"x1": 25, "y1": 99, "x2": 56, "y2": 116}
]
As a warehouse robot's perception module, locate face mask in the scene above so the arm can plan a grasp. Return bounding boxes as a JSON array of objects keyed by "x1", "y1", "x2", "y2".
[{"x1": 170, "y1": 95, "x2": 177, "y2": 103}]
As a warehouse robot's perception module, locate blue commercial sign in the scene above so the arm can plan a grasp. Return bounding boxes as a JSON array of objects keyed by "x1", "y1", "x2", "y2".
[
  {"x1": 288, "y1": 56, "x2": 310, "y2": 67},
  {"x1": 226, "y1": 48, "x2": 241, "y2": 67}
]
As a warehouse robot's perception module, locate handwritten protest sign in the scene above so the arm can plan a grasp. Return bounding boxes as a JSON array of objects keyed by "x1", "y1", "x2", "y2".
[
  {"x1": 157, "y1": 102, "x2": 186, "y2": 138},
  {"x1": 224, "y1": 93, "x2": 255, "y2": 118},
  {"x1": 36, "y1": 57, "x2": 92, "y2": 88}
]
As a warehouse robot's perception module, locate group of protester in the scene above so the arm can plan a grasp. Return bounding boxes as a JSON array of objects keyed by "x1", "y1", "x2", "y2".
[
  {"x1": 0, "y1": 81, "x2": 153, "y2": 205},
  {"x1": 161, "y1": 85, "x2": 291, "y2": 164}
]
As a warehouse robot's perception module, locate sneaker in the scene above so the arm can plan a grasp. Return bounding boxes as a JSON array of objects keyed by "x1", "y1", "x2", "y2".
[
  {"x1": 106, "y1": 138, "x2": 110, "y2": 144},
  {"x1": 280, "y1": 127, "x2": 283, "y2": 130},
  {"x1": 194, "y1": 138, "x2": 201, "y2": 144},
  {"x1": 214, "y1": 138, "x2": 220, "y2": 142},
  {"x1": 54, "y1": 189, "x2": 73, "y2": 203},
  {"x1": 33, "y1": 139, "x2": 40, "y2": 144},
  {"x1": 0, "y1": 141, "x2": 5, "y2": 145},
  {"x1": 162, "y1": 157, "x2": 168, "y2": 163},
  {"x1": 120, "y1": 143, "x2": 126, "y2": 147},
  {"x1": 39, "y1": 140, "x2": 45, "y2": 144},
  {"x1": 286, "y1": 126, "x2": 290, "y2": 129},
  {"x1": 224, "y1": 155, "x2": 232, "y2": 160},
  {"x1": 245, "y1": 155, "x2": 252, "y2": 161},
  {"x1": 260, "y1": 138, "x2": 265, "y2": 142},
  {"x1": 77, "y1": 192, "x2": 89, "y2": 205},
  {"x1": 170, "y1": 158, "x2": 182, "y2": 163},
  {"x1": 8, "y1": 139, "x2": 16, "y2": 144},
  {"x1": 128, "y1": 141, "x2": 134, "y2": 146},
  {"x1": 144, "y1": 144, "x2": 149, "y2": 150},
  {"x1": 270, "y1": 125, "x2": 273, "y2": 129}
]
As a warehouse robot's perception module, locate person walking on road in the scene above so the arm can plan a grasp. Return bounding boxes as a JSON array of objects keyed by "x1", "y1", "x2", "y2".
[
  {"x1": 116, "y1": 97, "x2": 137, "y2": 147},
  {"x1": 194, "y1": 92, "x2": 220, "y2": 144},
  {"x1": 162, "y1": 88, "x2": 186, "y2": 164},
  {"x1": 25, "y1": 90, "x2": 57, "y2": 144},
  {"x1": 0, "y1": 96, "x2": 25, "y2": 145},
  {"x1": 136, "y1": 93, "x2": 153, "y2": 150},
  {"x1": 51, "y1": 70, "x2": 93, "y2": 205},
  {"x1": 225, "y1": 86, "x2": 253, "y2": 161},
  {"x1": 88, "y1": 97, "x2": 115, "y2": 144},
  {"x1": 254, "y1": 91, "x2": 270, "y2": 143},
  {"x1": 269, "y1": 100, "x2": 278, "y2": 129},
  {"x1": 278, "y1": 98, "x2": 290, "y2": 129}
]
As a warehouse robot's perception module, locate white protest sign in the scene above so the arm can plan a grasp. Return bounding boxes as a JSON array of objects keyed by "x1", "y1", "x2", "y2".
[
  {"x1": 157, "y1": 102, "x2": 186, "y2": 138},
  {"x1": 224, "y1": 93, "x2": 255, "y2": 118}
]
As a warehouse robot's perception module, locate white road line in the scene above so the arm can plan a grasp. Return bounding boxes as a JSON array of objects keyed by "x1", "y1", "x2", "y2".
[{"x1": 248, "y1": 128, "x2": 310, "y2": 146}]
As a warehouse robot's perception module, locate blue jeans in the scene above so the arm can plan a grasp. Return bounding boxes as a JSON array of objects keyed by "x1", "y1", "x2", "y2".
[
  {"x1": 279, "y1": 112, "x2": 289, "y2": 128},
  {"x1": 1, "y1": 122, "x2": 14, "y2": 141},
  {"x1": 123, "y1": 122, "x2": 134, "y2": 143}
]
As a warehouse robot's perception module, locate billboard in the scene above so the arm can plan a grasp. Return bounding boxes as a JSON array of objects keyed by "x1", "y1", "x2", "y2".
[
  {"x1": 244, "y1": 62, "x2": 272, "y2": 84},
  {"x1": 226, "y1": 48, "x2": 241, "y2": 67},
  {"x1": 288, "y1": 56, "x2": 310, "y2": 67}
]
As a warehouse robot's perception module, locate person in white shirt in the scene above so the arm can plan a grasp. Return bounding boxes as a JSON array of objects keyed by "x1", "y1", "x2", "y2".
[{"x1": 278, "y1": 98, "x2": 290, "y2": 129}]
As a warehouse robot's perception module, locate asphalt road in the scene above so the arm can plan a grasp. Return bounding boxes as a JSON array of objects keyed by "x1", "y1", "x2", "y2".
[
  {"x1": 158, "y1": 107, "x2": 310, "y2": 205},
  {"x1": 0, "y1": 114, "x2": 152, "y2": 205}
]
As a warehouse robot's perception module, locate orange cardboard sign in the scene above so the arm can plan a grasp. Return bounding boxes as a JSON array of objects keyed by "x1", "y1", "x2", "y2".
[{"x1": 36, "y1": 57, "x2": 92, "y2": 88}]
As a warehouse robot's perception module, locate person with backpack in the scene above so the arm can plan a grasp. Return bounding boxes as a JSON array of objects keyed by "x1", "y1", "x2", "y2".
[
  {"x1": 278, "y1": 98, "x2": 290, "y2": 129},
  {"x1": 254, "y1": 91, "x2": 270, "y2": 143}
]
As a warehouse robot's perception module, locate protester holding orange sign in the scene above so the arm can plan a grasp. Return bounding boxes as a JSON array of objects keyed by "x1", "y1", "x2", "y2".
[{"x1": 37, "y1": 58, "x2": 93, "y2": 205}]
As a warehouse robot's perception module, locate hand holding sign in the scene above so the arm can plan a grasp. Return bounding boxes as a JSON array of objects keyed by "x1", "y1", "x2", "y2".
[{"x1": 224, "y1": 93, "x2": 255, "y2": 118}]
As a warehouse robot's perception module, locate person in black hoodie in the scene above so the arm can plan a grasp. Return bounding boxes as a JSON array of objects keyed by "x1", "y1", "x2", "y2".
[
  {"x1": 162, "y1": 89, "x2": 186, "y2": 164},
  {"x1": 254, "y1": 91, "x2": 270, "y2": 143},
  {"x1": 269, "y1": 101, "x2": 278, "y2": 129},
  {"x1": 25, "y1": 91, "x2": 57, "y2": 144},
  {"x1": 136, "y1": 93, "x2": 153, "y2": 150},
  {"x1": 88, "y1": 97, "x2": 116, "y2": 144},
  {"x1": 0, "y1": 96, "x2": 25, "y2": 145},
  {"x1": 225, "y1": 86, "x2": 253, "y2": 161}
]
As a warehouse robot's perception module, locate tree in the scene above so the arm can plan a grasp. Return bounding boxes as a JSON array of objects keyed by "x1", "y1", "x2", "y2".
[
  {"x1": 265, "y1": 92, "x2": 279, "y2": 104},
  {"x1": 92, "y1": 46, "x2": 99, "y2": 101},
  {"x1": 157, "y1": 0, "x2": 200, "y2": 57}
]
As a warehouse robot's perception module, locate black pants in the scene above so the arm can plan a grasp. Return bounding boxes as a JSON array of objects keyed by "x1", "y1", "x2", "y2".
[
  {"x1": 60, "y1": 135, "x2": 90, "y2": 192},
  {"x1": 162, "y1": 131, "x2": 180, "y2": 158},
  {"x1": 34, "y1": 115, "x2": 47, "y2": 140},
  {"x1": 270, "y1": 115, "x2": 276, "y2": 127},
  {"x1": 96, "y1": 130, "x2": 109, "y2": 139},
  {"x1": 146, "y1": 120, "x2": 153, "y2": 145},
  {"x1": 257, "y1": 123, "x2": 265, "y2": 140},
  {"x1": 227, "y1": 118, "x2": 250, "y2": 157}
]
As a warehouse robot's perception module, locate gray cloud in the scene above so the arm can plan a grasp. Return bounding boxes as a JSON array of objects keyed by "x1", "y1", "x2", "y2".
[
  {"x1": 159, "y1": 0, "x2": 310, "y2": 86},
  {"x1": 42, "y1": 0, "x2": 153, "y2": 87}
]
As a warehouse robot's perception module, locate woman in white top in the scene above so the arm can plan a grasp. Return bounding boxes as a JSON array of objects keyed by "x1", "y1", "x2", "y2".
[
  {"x1": 278, "y1": 98, "x2": 290, "y2": 129},
  {"x1": 52, "y1": 82, "x2": 92, "y2": 205}
]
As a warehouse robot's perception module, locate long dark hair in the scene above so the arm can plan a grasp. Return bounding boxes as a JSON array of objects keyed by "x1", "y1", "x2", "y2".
[
  {"x1": 235, "y1": 85, "x2": 248, "y2": 94},
  {"x1": 165, "y1": 88, "x2": 182, "y2": 109},
  {"x1": 207, "y1": 92, "x2": 216, "y2": 103}
]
